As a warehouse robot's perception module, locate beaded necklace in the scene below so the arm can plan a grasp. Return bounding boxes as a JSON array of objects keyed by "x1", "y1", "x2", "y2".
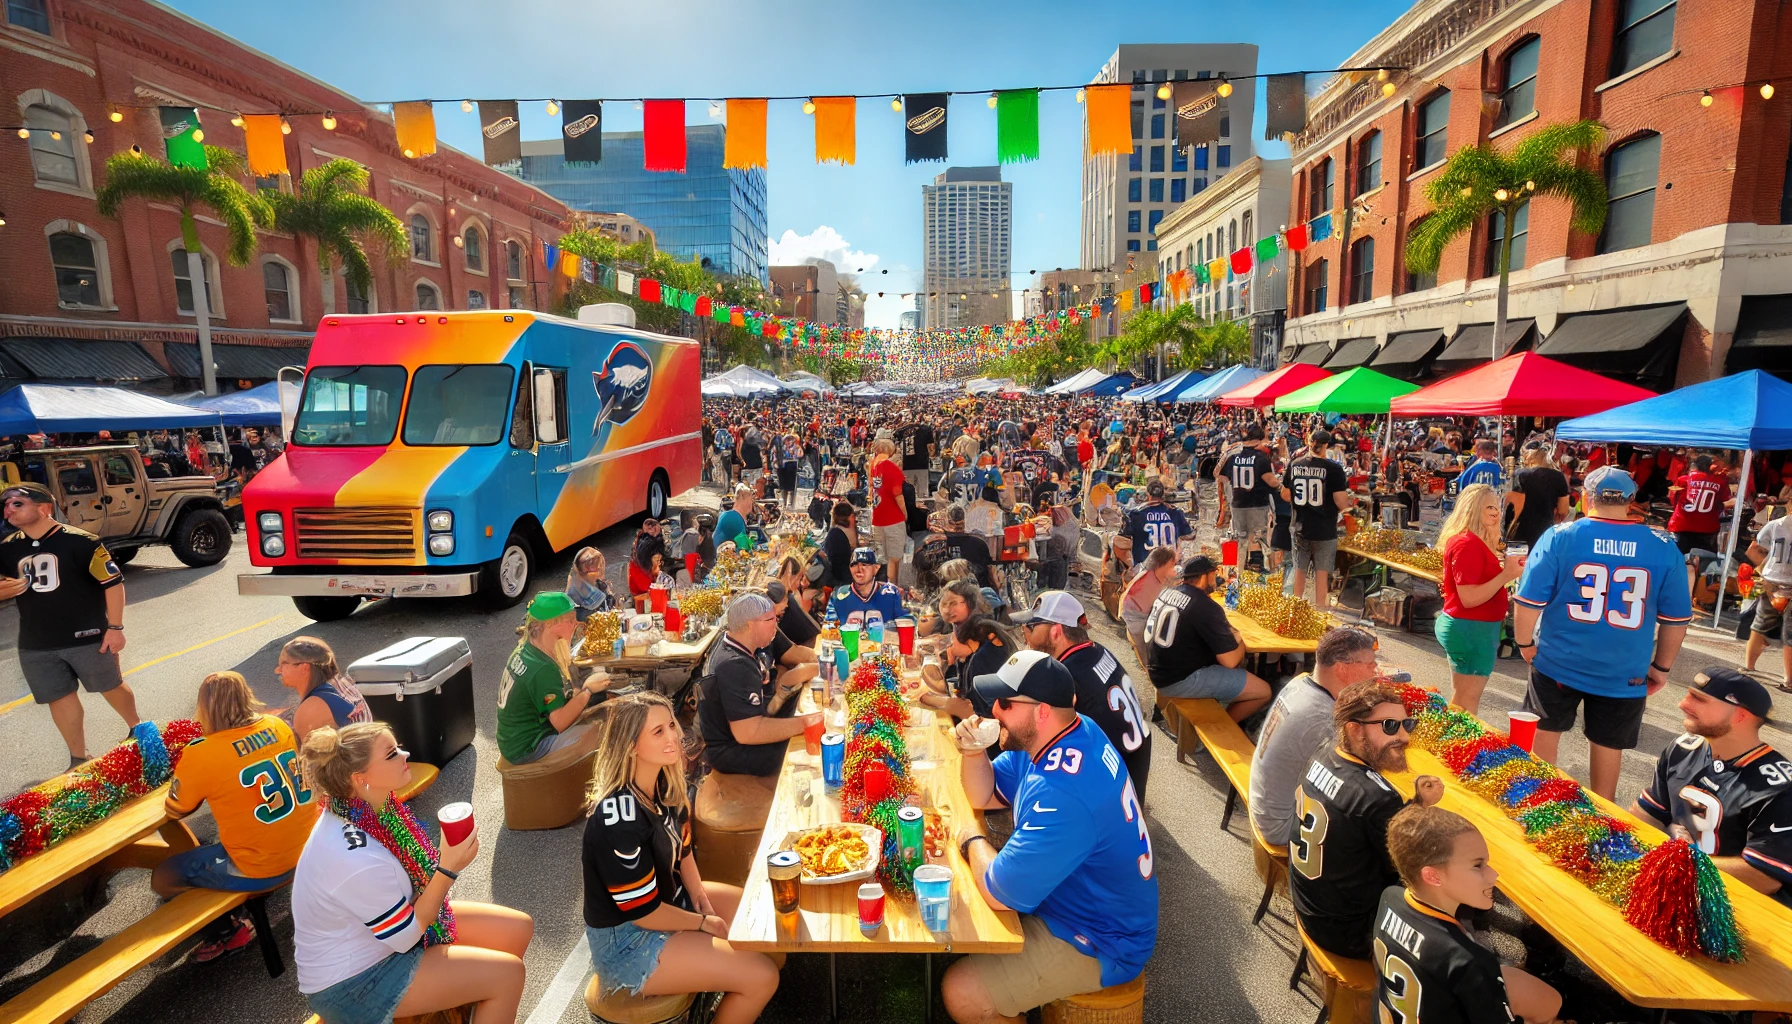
[{"x1": 330, "y1": 795, "x2": 458, "y2": 947}]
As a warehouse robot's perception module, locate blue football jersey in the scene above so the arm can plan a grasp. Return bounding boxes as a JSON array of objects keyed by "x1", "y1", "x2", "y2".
[
  {"x1": 1514, "y1": 517, "x2": 1692, "y2": 698},
  {"x1": 1125, "y1": 504, "x2": 1189, "y2": 555},
  {"x1": 823, "y1": 581, "x2": 905, "y2": 630},
  {"x1": 987, "y1": 716, "x2": 1159, "y2": 986}
]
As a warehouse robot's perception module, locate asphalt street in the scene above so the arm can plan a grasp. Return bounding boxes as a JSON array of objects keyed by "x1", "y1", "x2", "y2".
[{"x1": 0, "y1": 482, "x2": 1781, "y2": 1023}]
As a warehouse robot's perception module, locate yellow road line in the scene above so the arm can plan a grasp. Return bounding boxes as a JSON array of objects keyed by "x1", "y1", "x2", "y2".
[{"x1": 0, "y1": 613, "x2": 292, "y2": 716}]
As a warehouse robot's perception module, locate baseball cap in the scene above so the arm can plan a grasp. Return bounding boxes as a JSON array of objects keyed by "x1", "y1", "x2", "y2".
[
  {"x1": 526, "y1": 591, "x2": 575, "y2": 621},
  {"x1": 1146, "y1": 479, "x2": 1167, "y2": 500},
  {"x1": 1693, "y1": 666, "x2": 1773, "y2": 721},
  {"x1": 1181, "y1": 555, "x2": 1219, "y2": 578},
  {"x1": 1018, "y1": 591, "x2": 1088, "y2": 628},
  {"x1": 850, "y1": 546, "x2": 879, "y2": 566},
  {"x1": 1244, "y1": 423, "x2": 1265, "y2": 442},
  {"x1": 972, "y1": 649, "x2": 1076, "y2": 709},
  {"x1": 1, "y1": 482, "x2": 54, "y2": 505},
  {"x1": 1583, "y1": 465, "x2": 1638, "y2": 502}
]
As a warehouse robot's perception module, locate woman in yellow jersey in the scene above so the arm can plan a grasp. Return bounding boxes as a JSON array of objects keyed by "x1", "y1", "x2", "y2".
[{"x1": 156, "y1": 670, "x2": 318, "y2": 962}]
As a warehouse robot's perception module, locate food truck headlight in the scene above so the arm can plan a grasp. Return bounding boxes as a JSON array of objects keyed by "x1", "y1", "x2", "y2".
[
  {"x1": 257, "y1": 511, "x2": 284, "y2": 533},
  {"x1": 428, "y1": 534, "x2": 455, "y2": 557},
  {"x1": 261, "y1": 533, "x2": 286, "y2": 557},
  {"x1": 426, "y1": 510, "x2": 454, "y2": 533}
]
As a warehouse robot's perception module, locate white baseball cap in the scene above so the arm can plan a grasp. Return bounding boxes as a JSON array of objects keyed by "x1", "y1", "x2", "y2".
[{"x1": 1018, "y1": 591, "x2": 1088, "y2": 628}]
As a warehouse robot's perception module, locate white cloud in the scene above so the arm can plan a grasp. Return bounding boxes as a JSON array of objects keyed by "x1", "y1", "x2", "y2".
[{"x1": 768, "y1": 226, "x2": 880, "y2": 276}]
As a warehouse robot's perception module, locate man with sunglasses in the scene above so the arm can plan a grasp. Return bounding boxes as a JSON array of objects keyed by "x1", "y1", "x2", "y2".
[
  {"x1": 1290, "y1": 681, "x2": 1444, "y2": 960},
  {"x1": 1248, "y1": 626, "x2": 1380, "y2": 847},
  {"x1": 1019, "y1": 591, "x2": 1153, "y2": 799},
  {"x1": 943, "y1": 650, "x2": 1158, "y2": 1024}
]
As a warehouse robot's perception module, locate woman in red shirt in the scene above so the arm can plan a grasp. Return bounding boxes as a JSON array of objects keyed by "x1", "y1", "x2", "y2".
[{"x1": 1433, "y1": 483, "x2": 1524, "y2": 715}]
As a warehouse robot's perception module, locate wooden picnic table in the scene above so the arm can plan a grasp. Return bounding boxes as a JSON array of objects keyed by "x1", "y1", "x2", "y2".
[
  {"x1": 1336, "y1": 541, "x2": 1444, "y2": 585},
  {"x1": 0, "y1": 785, "x2": 194, "y2": 921},
  {"x1": 1384, "y1": 747, "x2": 1792, "y2": 1018},
  {"x1": 1225, "y1": 609, "x2": 1323, "y2": 657}
]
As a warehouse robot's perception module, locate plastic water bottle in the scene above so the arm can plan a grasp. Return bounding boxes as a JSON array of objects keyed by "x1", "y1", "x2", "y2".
[{"x1": 1225, "y1": 575, "x2": 1239, "y2": 610}]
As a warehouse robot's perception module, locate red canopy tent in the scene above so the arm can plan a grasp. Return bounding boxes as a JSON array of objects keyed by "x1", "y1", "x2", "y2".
[
  {"x1": 1215, "y1": 363, "x2": 1332, "y2": 408},
  {"x1": 1388, "y1": 352, "x2": 1656, "y2": 418}
]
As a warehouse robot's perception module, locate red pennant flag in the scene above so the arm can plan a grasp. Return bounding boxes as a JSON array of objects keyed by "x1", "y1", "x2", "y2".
[
  {"x1": 1230, "y1": 248, "x2": 1253, "y2": 275},
  {"x1": 642, "y1": 100, "x2": 686, "y2": 173},
  {"x1": 695, "y1": 295, "x2": 711, "y2": 317},
  {"x1": 1285, "y1": 224, "x2": 1309, "y2": 252},
  {"x1": 638, "y1": 278, "x2": 661, "y2": 303},
  {"x1": 1137, "y1": 284, "x2": 1151, "y2": 304}
]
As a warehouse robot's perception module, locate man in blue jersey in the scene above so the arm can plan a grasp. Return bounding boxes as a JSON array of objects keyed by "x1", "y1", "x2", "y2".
[
  {"x1": 823, "y1": 547, "x2": 906, "y2": 631},
  {"x1": 1118, "y1": 479, "x2": 1190, "y2": 567},
  {"x1": 943, "y1": 650, "x2": 1158, "y2": 1024},
  {"x1": 1513, "y1": 466, "x2": 1692, "y2": 800}
]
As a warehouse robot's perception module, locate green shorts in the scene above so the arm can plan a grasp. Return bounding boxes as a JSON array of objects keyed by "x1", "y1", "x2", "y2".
[{"x1": 1434, "y1": 613, "x2": 1501, "y2": 677}]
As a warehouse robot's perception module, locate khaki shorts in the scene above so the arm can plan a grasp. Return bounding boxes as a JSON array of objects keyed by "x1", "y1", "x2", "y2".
[
  {"x1": 961, "y1": 914, "x2": 1106, "y2": 1017},
  {"x1": 871, "y1": 521, "x2": 908, "y2": 563}
]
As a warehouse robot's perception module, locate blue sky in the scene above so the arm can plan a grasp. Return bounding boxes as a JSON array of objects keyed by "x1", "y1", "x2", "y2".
[{"x1": 166, "y1": 0, "x2": 1414, "y2": 325}]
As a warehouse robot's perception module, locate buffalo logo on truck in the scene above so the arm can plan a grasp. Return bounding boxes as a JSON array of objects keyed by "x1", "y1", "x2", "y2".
[{"x1": 593, "y1": 342, "x2": 653, "y2": 433}]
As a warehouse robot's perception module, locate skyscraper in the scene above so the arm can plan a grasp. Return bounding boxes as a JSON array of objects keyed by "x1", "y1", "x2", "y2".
[
  {"x1": 514, "y1": 124, "x2": 769, "y2": 282},
  {"x1": 1081, "y1": 44, "x2": 1259, "y2": 274},
  {"x1": 922, "y1": 167, "x2": 1012, "y2": 330}
]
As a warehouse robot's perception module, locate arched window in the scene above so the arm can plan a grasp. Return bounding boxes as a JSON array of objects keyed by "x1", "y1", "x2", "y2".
[
  {"x1": 171, "y1": 246, "x2": 223, "y2": 316},
  {"x1": 506, "y1": 240, "x2": 523, "y2": 280},
  {"x1": 410, "y1": 214, "x2": 433, "y2": 262},
  {"x1": 1416, "y1": 91, "x2": 1451, "y2": 169},
  {"x1": 1306, "y1": 259, "x2": 1329, "y2": 314},
  {"x1": 1612, "y1": 0, "x2": 1675, "y2": 77},
  {"x1": 415, "y1": 281, "x2": 441, "y2": 310},
  {"x1": 462, "y1": 224, "x2": 484, "y2": 273},
  {"x1": 49, "y1": 231, "x2": 100, "y2": 307},
  {"x1": 1228, "y1": 219, "x2": 1237, "y2": 252},
  {"x1": 1350, "y1": 237, "x2": 1375, "y2": 304},
  {"x1": 1309, "y1": 158, "x2": 1335, "y2": 217},
  {"x1": 1241, "y1": 211, "x2": 1253, "y2": 253},
  {"x1": 1496, "y1": 38, "x2": 1540, "y2": 129},
  {"x1": 1600, "y1": 133, "x2": 1661, "y2": 253},
  {"x1": 263, "y1": 260, "x2": 296, "y2": 321},
  {"x1": 24, "y1": 104, "x2": 78, "y2": 185},
  {"x1": 467, "y1": 289, "x2": 486, "y2": 309},
  {"x1": 1357, "y1": 131, "x2": 1383, "y2": 194}
]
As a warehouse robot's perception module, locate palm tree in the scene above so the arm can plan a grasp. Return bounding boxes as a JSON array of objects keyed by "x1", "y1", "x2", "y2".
[
  {"x1": 97, "y1": 146, "x2": 273, "y2": 395},
  {"x1": 1405, "y1": 119, "x2": 1608, "y2": 363},
  {"x1": 264, "y1": 158, "x2": 407, "y2": 317},
  {"x1": 1187, "y1": 317, "x2": 1251, "y2": 368}
]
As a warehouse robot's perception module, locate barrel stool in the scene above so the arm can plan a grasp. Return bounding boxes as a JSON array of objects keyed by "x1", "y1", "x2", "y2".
[
  {"x1": 1291, "y1": 922, "x2": 1376, "y2": 1024},
  {"x1": 692, "y1": 770, "x2": 776, "y2": 886},
  {"x1": 584, "y1": 975, "x2": 695, "y2": 1024},
  {"x1": 497, "y1": 729, "x2": 603, "y2": 830},
  {"x1": 1041, "y1": 974, "x2": 1145, "y2": 1024}
]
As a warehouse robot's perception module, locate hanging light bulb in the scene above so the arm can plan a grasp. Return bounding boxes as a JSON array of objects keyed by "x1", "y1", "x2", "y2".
[
  {"x1": 1525, "y1": 179, "x2": 1535, "y2": 191},
  {"x1": 453, "y1": 233, "x2": 464, "y2": 248},
  {"x1": 230, "y1": 113, "x2": 245, "y2": 127},
  {"x1": 403, "y1": 148, "x2": 416, "y2": 159},
  {"x1": 460, "y1": 99, "x2": 473, "y2": 113},
  {"x1": 0, "y1": 211, "x2": 6, "y2": 227},
  {"x1": 49, "y1": 130, "x2": 61, "y2": 141},
  {"x1": 322, "y1": 112, "x2": 337, "y2": 130},
  {"x1": 1762, "y1": 83, "x2": 1776, "y2": 100},
  {"x1": 191, "y1": 128, "x2": 204, "y2": 142},
  {"x1": 109, "y1": 109, "x2": 123, "y2": 123},
  {"x1": 1700, "y1": 90, "x2": 1714, "y2": 107},
  {"x1": 279, "y1": 117, "x2": 292, "y2": 135},
  {"x1": 545, "y1": 99, "x2": 559, "y2": 116},
  {"x1": 1566, "y1": 282, "x2": 1576, "y2": 292},
  {"x1": 1076, "y1": 88, "x2": 1086, "y2": 103},
  {"x1": 890, "y1": 97, "x2": 902, "y2": 112},
  {"x1": 1382, "y1": 82, "x2": 1398, "y2": 98},
  {"x1": 803, "y1": 100, "x2": 816, "y2": 115},
  {"x1": 1494, "y1": 188, "x2": 1510, "y2": 201},
  {"x1": 987, "y1": 93, "x2": 999, "y2": 109},
  {"x1": 130, "y1": 144, "x2": 142, "y2": 155},
  {"x1": 83, "y1": 129, "x2": 94, "y2": 144},
  {"x1": 1377, "y1": 68, "x2": 1391, "y2": 82},
  {"x1": 15, "y1": 127, "x2": 27, "y2": 139},
  {"x1": 1216, "y1": 77, "x2": 1234, "y2": 99},
  {"x1": 1155, "y1": 83, "x2": 1171, "y2": 100}
]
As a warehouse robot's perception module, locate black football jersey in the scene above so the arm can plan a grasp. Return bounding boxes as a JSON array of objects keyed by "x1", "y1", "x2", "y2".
[
  {"x1": 1638, "y1": 734, "x2": 1792, "y2": 896},
  {"x1": 1289, "y1": 746, "x2": 1405, "y2": 959},
  {"x1": 1372, "y1": 886, "x2": 1516, "y2": 1024},
  {"x1": 1219, "y1": 448, "x2": 1275, "y2": 507},
  {"x1": 1059, "y1": 642, "x2": 1152, "y2": 797},
  {"x1": 0, "y1": 523, "x2": 121, "y2": 651}
]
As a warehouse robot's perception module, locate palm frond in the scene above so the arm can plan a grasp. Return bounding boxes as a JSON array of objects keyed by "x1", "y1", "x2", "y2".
[
  {"x1": 301, "y1": 158, "x2": 370, "y2": 200},
  {"x1": 95, "y1": 151, "x2": 202, "y2": 216},
  {"x1": 333, "y1": 232, "x2": 375, "y2": 294},
  {"x1": 1405, "y1": 201, "x2": 1481, "y2": 275},
  {"x1": 1528, "y1": 162, "x2": 1610, "y2": 235},
  {"x1": 202, "y1": 175, "x2": 272, "y2": 265},
  {"x1": 1509, "y1": 119, "x2": 1605, "y2": 168}
]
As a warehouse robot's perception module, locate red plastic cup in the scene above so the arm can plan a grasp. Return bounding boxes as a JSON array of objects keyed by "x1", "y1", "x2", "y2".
[
  {"x1": 804, "y1": 717, "x2": 825, "y2": 756},
  {"x1": 1507, "y1": 711, "x2": 1540, "y2": 753},
  {"x1": 438, "y1": 802, "x2": 475, "y2": 846},
  {"x1": 1221, "y1": 539, "x2": 1239, "y2": 567},
  {"x1": 650, "y1": 583, "x2": 669, "y2": 614},
  {"x1": 895, "y1": 618, "x2": 916, "y2": 656},
  {"x1": 857, "y1": 882, "x2": 886, "y2": 934},
  {"x1": 665, "y1": 602, "x2": 683, "y2": 633},
  {"x1": 864, "y1": 761, "x2": 892, "y2": 803},
  {"x1": 685, "y1": 552, "x2": 700, "y2": 580}
]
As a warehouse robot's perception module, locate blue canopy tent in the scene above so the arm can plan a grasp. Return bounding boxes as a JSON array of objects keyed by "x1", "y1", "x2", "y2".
[
  {"x1": 174, "y1": 380, "x2": 300, "y2": 427},
  {"x1": 1166, "y1": 364, "x2": 1265, "y2": 403},
  {"x1": 1122, "y1": 369, "x2": 1205, "y2": 403},
  {"x1": 1077, "y1": 372, "x2": 1140, "y2": 397},
  {"x1": 0, "y1": 385, "x2": 221, "y2": 434},
  {"x1": 1556, "y1": 370, "x2": 1792, "y2": 625}
]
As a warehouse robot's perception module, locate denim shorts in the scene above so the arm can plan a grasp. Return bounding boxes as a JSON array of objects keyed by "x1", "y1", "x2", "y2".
[
  {"x1": 1155, "y1": 663, "x2": 1248, "y2": 704},
  {"x1": 162, "y1": 842, "x2": 291, "y2": 893},
  {"x1": 589, "y1": 920, "x2": 673, "y2": 996},
  {"x1": 306, "y1": 944, "x2": 425, "y2": 1024}
]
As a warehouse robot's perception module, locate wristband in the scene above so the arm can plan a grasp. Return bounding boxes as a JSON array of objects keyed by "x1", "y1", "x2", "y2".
[
  {"x1": 435, "y1": 866, "x2": 459, "y2": 882},
  {"x1": 1515, "y1": 641, "x2": 1535, "y2": 649},
  {"x1": 107, "y1": 625, "x2": 124, "y2": 631},
  {"x1": 959, "y1": 834, "x2": 995, "y2": 862},
  {"x1": 1652, "y1": 662, "x2": 1672, "y2": 673}
]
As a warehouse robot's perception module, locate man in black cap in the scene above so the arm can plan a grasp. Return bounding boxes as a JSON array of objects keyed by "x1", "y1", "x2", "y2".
[
  {"x1": 1142, "y1": 556, "x2": 1272, "y2": 723},
  {"x1": 1632, "y1": 667, "x2": 1792, "y2": 903},
  {"x1": 1215, "y1": 423, "x2": 1279, "y2": 566},
  {"x1": 1019, "y1": 591, "x2": 1153, "y2": 797},
  {"x1": 1117, "y1": 478, "x2": 1190, "y2": 569}
]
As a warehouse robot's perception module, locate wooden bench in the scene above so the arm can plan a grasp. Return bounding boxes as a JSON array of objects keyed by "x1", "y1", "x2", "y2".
[
  {"x1": 1163, "y1": 697, "x2": 1254, "y2": 832},
  {"x1": 1249, "y1": 823, "x2": 1290, "y2": 928},
  {"x1": 1290, "y1": 922, "x2": 1376, "y2": 1024}
]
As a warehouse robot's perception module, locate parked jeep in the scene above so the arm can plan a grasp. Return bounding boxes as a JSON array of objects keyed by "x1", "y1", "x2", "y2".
[{"x1": 1, "y1": 445, "x2": 233, "y2": 566}]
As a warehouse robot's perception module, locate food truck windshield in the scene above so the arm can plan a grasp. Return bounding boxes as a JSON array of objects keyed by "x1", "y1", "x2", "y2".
[{"x1": 292, "y1": 363, "x2": 517, "y2": 447}]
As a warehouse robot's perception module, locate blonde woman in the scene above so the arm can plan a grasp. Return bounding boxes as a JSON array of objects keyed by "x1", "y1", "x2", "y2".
[
  {"x1": 582, "y1": 692, "x2": 778, "y2": 1023},
  {"x1": 276, "y1": 636, "x2": 373, "y2": 746},
  {"x1": 1434, "y1": 483, "x2": 1525, "y2": 714}
]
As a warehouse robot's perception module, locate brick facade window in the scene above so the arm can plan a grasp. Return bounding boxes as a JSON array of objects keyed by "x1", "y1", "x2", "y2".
[
  {"x1": 1416, "y1": 92, "x2": 1450, "y2": 170},
  {"x1": 463, "y1": 224, "x2": 484, "y2": 272},
  {"x1": 1496, "y1": 38, "x2": 1540, "y2": 128},
  {"x1": 1486, "y1": 202, "x2": 1529, "y2": 275},
  {"x1": 5, "y1": 0, "x2": 50, "y2": 34},
  {"x1": 50, "y1": 232, "x2": 101, "y2": 307},
  {"x1": 1612, "y1": 0, "x2": 1676, "y2": 77},
  {"x1": 467, "y1": 289, "x2": 486, "y2": 310},
  {"x1": 1306, "y1": 258, "x2": 1329, "y2": 313},
  {"x1": 1601, "y1": 133, "x2": 1661, "y2": 253},
  {"x1": 415, "y1": 281, "x2": 442, "y2": 310},
  {"x1": 1350, "y1": 238, "x2": 1375, "y2": 304},
  {"x1": 506, "y1": 240, "x2": 523, "y2": 280},
  {"x1": 410, "y1": 215, "x2": 434, "y2": 262},
  {"x1": 172, "y1": 248, "x2": 221, "y2": 316},
  {"x1": 1309, "y1": 158, "x2": 1334, "y2": 217},
  {"x1": 262, "y1": 260, "x2": 295, "y2": 321},
  {"x1": 345, "y1": 272, "x2": 373, "y2": 314},
  {"x1": 1357, "y1": 131, "x2": 1383, "y2": 194}
]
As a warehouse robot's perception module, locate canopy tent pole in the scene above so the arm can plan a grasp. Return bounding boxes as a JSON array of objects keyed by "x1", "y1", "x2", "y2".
[{"x1": 1712, "y1": 448, "x2": 1753, "y2": 629}]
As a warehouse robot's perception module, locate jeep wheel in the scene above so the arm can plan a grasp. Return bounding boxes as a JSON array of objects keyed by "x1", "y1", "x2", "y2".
[
  {"x1": 170, "y1": 509, "x2": 232, "y2": 567},
  {"x1": 478, "y1": 532, "x2": 533, "y2": 609},
  {"x1": 293, "y1": 595, "x2": 362, "y2": 621},
  {"x1": 646, "y1": 470, "x2": 670, "y2": 520},
  {"x1": 111, "y1": 546, "x2": 139, "y2": 565}
]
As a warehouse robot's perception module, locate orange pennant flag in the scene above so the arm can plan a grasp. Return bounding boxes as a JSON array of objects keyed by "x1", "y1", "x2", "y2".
[
  {"x1": 241, "y1": 115, "x2": 287, "y2": 177},
  {"x1": 1085, "y1": 84, "x2": 1133, "y2": 156},
  {"x1": 812, "y1": 97, "x2": 856, "y2": 165},
  {"x1": 1118, "y1": 290, "x2": 1133, "y2": 312},
  {"x1": 562, "y1": 252, "x2": 580, "y2": 279},
  {"x1": 392, "y1": 101, "x2": 437, "y2": 158},
  {"x1": 724, "y1": 99, "x2": 768, "y2": 170}
]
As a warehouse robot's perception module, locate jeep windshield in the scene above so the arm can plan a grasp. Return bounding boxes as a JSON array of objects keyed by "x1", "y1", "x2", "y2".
[
  {"x1": 401, "y1": 364, "x2": 516, "y2": 446},
  {"x1": 292, "y1": 365, "x2": 406, "y2": 446}
]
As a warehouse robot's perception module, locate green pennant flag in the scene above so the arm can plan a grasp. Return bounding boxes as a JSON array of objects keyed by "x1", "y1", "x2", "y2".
[
  {"x1": 1255, "y1": 235, "x2": 1280, "y2": 263},
  {"x1": 158, "y1": 106, "x2": 207, "y2": 170},
  {"x1": 1194, "y1": 264, "x2": 1210, "y2": 285},
  {"x1": 996, "y1": 90, "x2": 1040, "y2": 164},
  {"x1": 679, "y1": 292, "x2": 696, "y2": 313},
  {"x1": 662, "y1": 287, "x2": 679, "y2": 308},
  {"x1": 712, "y1": 304, "x2": 731, "y2": 324}
]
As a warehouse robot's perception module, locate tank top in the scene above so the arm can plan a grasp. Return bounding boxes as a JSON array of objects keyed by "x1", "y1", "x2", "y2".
[{"x1": 310, "y1": 674, "x2": 374, "y2": 727}]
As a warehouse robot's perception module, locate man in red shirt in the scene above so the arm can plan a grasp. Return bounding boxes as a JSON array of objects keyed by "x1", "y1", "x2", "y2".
[
  {"x1": 868, "y1": 437, "x2": 907, "y2": 585},
  {"x1": 1667, "y1": 454, "x2": 1732, "y2": 554}
]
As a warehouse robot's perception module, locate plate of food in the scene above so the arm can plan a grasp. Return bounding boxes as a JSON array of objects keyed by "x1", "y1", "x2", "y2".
[{"x1": 781, "y1": 823, "x2": 882, "y2": 885}]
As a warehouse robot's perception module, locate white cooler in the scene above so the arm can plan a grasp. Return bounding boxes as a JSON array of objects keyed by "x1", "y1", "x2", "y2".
[{"x1": 348, "y1": 636, "x2": 476, "y2": 767}]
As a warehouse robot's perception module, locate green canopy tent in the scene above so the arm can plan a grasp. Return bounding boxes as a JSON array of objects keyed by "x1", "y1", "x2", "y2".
[{"x1": 1271, "y1": 366, "x2": 1420, "y2": 414}]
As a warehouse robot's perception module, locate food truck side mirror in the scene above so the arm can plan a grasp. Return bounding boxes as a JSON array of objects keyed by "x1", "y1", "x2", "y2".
[{"x1": 533, "y1": 368, "x2": 563, "y2": 444}]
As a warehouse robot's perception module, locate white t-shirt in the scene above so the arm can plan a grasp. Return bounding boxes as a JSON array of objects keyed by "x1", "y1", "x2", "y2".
[
  {"x1": 291, "y1": 809, "x2": 425, "y2": 993},
  {"x1": 1757, "y1": 516, "x2": 1792, "y2": 585}
]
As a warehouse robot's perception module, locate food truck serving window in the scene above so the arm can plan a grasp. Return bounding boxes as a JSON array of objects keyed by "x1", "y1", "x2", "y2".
[
  {"x1": 293, "y1": 365, "x2": 406, "y2": 446},
  {"x1": 402, "y1": 364, "x2": 517, "y2": 446}
]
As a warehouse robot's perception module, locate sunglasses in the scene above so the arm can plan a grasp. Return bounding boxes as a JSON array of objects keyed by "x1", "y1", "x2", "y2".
[
  {"x1": 1353, "y1": 717, "x2": 1417, "y2": 736},
  {"x1": 995, "y1": 697, "x2": 1041, "y2": 711}
]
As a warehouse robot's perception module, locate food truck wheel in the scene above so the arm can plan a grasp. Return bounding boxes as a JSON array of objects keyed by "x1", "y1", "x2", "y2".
[
  {"x1": 479, "y1": 532, "x2": 533, "y2": 608},
  {"x1": 646, "y1": 470, "x2": 670, "y2": 521},
  {"x1": 293, "y1": 595, "x2": 362, "y2": 621}
]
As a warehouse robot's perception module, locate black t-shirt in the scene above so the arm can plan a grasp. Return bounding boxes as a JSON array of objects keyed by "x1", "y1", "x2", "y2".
[
  {"x1": 780, "y1": 599, "x2": 820, "y2": 648},
  {"x1": 822, "y1": 526, "x2": 854, "y2": 588},
  {"x1": 957, "y1": 640, "x2": 1011, "y2": 718},
  {"x1": 698, "y1": 637, "x2": 793, "y2": 777},
  {"x1": 1511, "y1": 466, "x2": 1570, "y2": 546},
  {"x1": 1286, "y1": 456, "x2": 1349, "y2": 541},
  {"x1": 1219, "y1": 448, "x2": 1275, "y2": 507},
  {"x1": 903, "y1": 482, "x2": 929, "y2": 534},
  {"x1": 1059, "y1": 642, "x2": 1152, "y2": 797},
  {"x1": 901, "y1": 424, "x2": 935, "y2": 471},
  {"x1": 741, "y1": 432, "x2": 764, "y2": 470},
  {"x1": 1289, "y1": 746, "x2": 1405, "y2": 959},
  {"x1": 1638, "y1": 734, "x2": 1792, "y2": 902},
  {"x1": 1372, "y1": 886, "x2": 1516, "y2": 1024},
  {"x1": 1143, "y1": 583, "x2": 1238, "y2": 687},
  {"x1": 582, "y1": 782, "x2": 692, "y2": 928},
  {"x1": 0, "y1": 524, "x2": 122, "y2": 650},
  {"x1": 939, "y1": 532, "x2": 995, "y2": 585}
]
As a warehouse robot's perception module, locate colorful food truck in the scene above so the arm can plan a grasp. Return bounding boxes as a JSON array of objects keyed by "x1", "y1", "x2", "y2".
[{"x1": 238, "y1": 305, "x2": 700, "y2": 620}]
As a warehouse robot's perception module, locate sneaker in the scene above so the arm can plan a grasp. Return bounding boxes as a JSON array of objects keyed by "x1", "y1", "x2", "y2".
[
  {"x1": 193, "y1": 919, "x2": 255, "y2": 963},
  {"x1": 68, "y1": 755, "x2": 89, "y2": 772}
]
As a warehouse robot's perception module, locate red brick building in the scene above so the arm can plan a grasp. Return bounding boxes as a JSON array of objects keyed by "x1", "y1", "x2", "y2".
[
  {"x1": 0, "y1": 0, "x2": 569, "y2": 391},
  {"x1": 1281, "y1": 0, "x2": 1792, "y2": 390}
]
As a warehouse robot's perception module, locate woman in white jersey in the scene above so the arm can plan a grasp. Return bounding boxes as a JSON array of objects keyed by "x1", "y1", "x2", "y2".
[{"x1": 293, "y1": 723, "x2": 532, "y2": 1023}]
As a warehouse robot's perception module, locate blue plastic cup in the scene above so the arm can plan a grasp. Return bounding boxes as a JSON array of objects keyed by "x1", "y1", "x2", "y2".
[
  {"x1": 833, "y1": 645, "x2": 850, "y2": 681},
  {"x1": 866, "y1": 615, "x2": 884, "y2": 645},
  {"x1": 913, "y1": 864, "x2": 952, "y2": 932},
  {"x1": 820, "y1": 733, "x2": 845, "y2": 787}
]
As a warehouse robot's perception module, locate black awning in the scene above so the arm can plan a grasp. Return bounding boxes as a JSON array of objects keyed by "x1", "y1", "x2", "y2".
[
  {"x1": 1431, "y1": 319, "x2": 1537, "y2": 376},
  {"x1": 1726, "y1": 294, "x2": 1792, "y2": 377},
  {"x1": 1370, "y1": 329, "x2": 1446, "y2": 379},
  {"x1": 1, "y1": 338, "x2": 168, "y2": 381},
  {"x1": 1323, "y1": 337, "x2": 1379, "y2": 370},
  {"x1": 1536, "y1": 302, "x2": 1687, "y2": 390},
  {"x1": 1293, "y1": 342, "x2": 1332, "y2": 365},
  {"x1": 164, "y1": 342, "x2": 309, "y2": 380}
]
